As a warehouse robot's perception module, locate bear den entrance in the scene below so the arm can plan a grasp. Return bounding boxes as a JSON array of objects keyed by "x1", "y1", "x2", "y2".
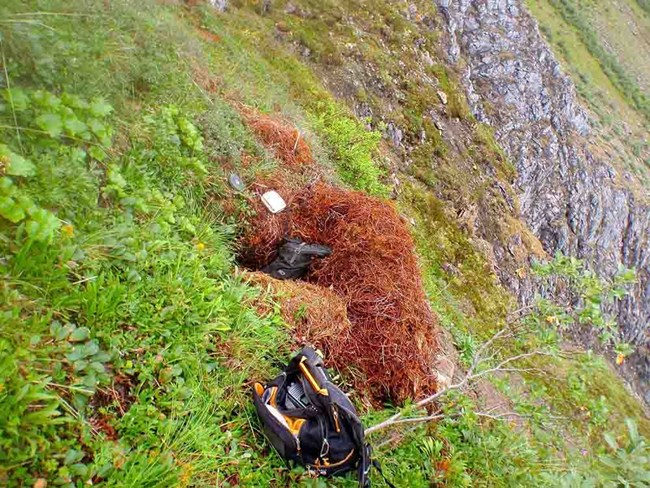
[{"x1": 235, "y1": 111, "x2": 442, "y2": 405}]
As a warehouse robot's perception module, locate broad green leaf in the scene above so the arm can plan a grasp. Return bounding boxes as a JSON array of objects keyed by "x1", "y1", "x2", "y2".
[
  {"x1": 7, "y1": 154, "x2": 36, "y2": 177},
  {"x1": 82, "y1": 372, "x2": 97, "y2": 389},
  {"x1": 107, "y1": 165, "x2": 127, "y2": 188},
  {"x1": 0, "y1": 176, "x2": 15, "y2": 194},
  {"x1": 626, "y1": 418, "x2": 640, "y2": 444},
  {"x1": 89, "y1": 97, "x2": 113, "y2": 117},
  {"x1": 66, "y1": 347, "x2": 85, "y2": 362},
  {"x1": 61, "y1": 93, "x2": 88, "y2": 110},
  {"x1": 69, "y1": 327, "x2": 90, "y2": 342},
  {"x1": 89, "y1": 361, "x2": 105, "y2": 374},
  {"x1": 2, "y1": 88, "x2": 29, "y2": 111},
  {"x1": 56, "y1": 323, "x2": 74, "y2": 341},
  {"x1": 88, "y1": 145, "x2": 107, "y2": 162},
  {"x1": 50, "y1": 321, "x2": 62, "y2": 337},
  {"x1": 93, "y1": 351, "x2": 111, "y2": 362},
  {"x1": 88, "y1": 118, "x2": 107, "y2": 137},
  {"x1": 63, "y1": 116, "x2": 88, "y2": 137},
  {"x1": 70, "y1": 464, "x2": 88, "y2": 478},
  {"x1": 64, "y1": 449, "x2": 84, "y2": 465},
  {"x1": 73, "y1": 360, "x2": 88, "y2": 372},
  {"x1": 36, "y1": 113, "x2": 63, "y2": 138},
  {"x1": 25, "y1": 208, "x2": 60, "y2": 242},
  {"x1": 16, "y1": 194, "x2": 38, "y2": 216},
  {"x1": 72, "y1": 392, "x2": 89, "y2": 409},
  {"x1": 0, "y1": 195, "x2": 26, "y2": 223},
  {"x1": 99, "y1": 132, "x2": 113, "y2": 147},
  {"x1": 127, "y1": 268, "x2": 141, "y2": 283},
  {"x1": 31, "y1": 90, "x2": 61, "y2": 109},
  {"x1": 85, "y1": 340, "x2": 99, "y2": 356},
  {"x1": 603, "y1": 432, "x2": 619, "y2": 450},
  {"x1": 0, "y1": 145, "x2": 36, "y2": 177}
]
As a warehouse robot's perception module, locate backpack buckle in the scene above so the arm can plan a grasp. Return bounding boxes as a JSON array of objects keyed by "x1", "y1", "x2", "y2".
[{"x1": 320, "y1": 438, "x2": 330, "y2": 457}]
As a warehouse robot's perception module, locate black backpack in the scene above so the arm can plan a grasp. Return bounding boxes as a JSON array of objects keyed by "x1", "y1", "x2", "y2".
[
  {"x1": 261, "y1": 238, "x2": 332, "y2": 280},
  {"x1": 253, "y1": 348, "x2": 389, "y2": 487}
]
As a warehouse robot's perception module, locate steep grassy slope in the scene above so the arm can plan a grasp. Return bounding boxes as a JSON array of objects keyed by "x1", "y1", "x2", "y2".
[
  {"x1": 578, "y1": 0, "x2": 650, "y2": 93},
  {"x1": 1, "y1": 1, "x2": 649, "y2": 486},
  {"x1": 0, "y1": 2, "x2": 299, "y2": 485},
  {"x1": 527, "y1": 0, "x2": 650, "y2": 189}
]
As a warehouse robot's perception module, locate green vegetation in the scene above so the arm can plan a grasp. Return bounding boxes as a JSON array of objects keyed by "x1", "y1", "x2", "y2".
[
  {"x1": 308, "y1": 100, "x2": 388, "y2": 196},
  {"x1": 527, "y1": 0, "x2": 650, "y2": 188},
  {"x1": 0, "y1": 2, "x2": 293, "y2": 485},
  {"x1": 1, "y1": 0, "x2": 649, "y2": 486},
  {"x1": 638, "y1": 0, "x2": 650, "y2": 15},
  {"x1": 400, "y1": 182, "x2": 511, "y2": 329},
  {"x1": 547, "y1": 0, "x2": 650, "y2": 121},
  {"x1": 430, "y1": 65, "x2": 472, "y2": 120},
  {"x1": 193, "y1": 5, "x2": 389, "y2": 196}
]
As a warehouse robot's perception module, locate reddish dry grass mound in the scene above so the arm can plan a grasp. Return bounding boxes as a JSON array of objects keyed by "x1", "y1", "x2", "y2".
[
  {"x1": 244, "y1": 112, "x2": 314, "y2": 168},
  {"x1": 238, "y1": 111, "x2": 439, "y2": 403},
  {"x1": 244, "y1": 271, "x2": 352, "y2": 356},
  {"x1": 244, "y1": 182, "x2": 439, "y2": 403}
]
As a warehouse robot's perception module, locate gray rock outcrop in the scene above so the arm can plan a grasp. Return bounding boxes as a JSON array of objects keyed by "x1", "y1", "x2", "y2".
[
  {"x1": 435, "y1": 0, "x2": 650, "y2": 402},
  {"x1": 209, "y1": 0, "x2": 227, "y2": 12}
]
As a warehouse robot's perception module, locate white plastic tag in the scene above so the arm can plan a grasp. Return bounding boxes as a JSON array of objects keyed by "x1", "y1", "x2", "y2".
[{"x1": 261, "y1": 190, "x2": 287, "y2": 214}]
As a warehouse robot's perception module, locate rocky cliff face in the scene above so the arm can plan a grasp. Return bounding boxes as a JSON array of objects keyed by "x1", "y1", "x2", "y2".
[{"x1": 436, "y1": 0, "x2": 650, "y2": 402}]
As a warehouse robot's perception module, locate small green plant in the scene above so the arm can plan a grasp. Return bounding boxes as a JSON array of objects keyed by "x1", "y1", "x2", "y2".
[
  {"x1": 309, "y1": 99, "x2": 389, "y2": 197},
  {"x1": 533, "y1": 252, "x2": 636, "y2": 357},
  {"x1": 556, "y1": 419, "x2": 650, "y2": 486}
]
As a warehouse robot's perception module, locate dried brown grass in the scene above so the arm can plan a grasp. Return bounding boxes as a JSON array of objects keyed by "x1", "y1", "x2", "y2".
[
  {"x1": 240, "y1": 113, "x2": 440, "y2": 404},
  {"x1": 244, "y1": 271, "x2": 352, "y2": 355}
]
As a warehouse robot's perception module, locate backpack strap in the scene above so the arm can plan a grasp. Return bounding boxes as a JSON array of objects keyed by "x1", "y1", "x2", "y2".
[
  {"x1": 287, "y1": 348, "x2": 341, "y2": 428},
  {"x1": 357, "y1": 444, "x2": 396, "y2": 488},
  {"x1": 356, "y1": 437, "x2": 372, "y2": 487}
]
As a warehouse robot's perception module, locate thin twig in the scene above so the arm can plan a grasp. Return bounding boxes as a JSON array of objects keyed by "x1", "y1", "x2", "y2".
[
  {"x1": 10, "y1": 11, "x2": 93, "y2": 17},
  {"x1": 0, "y1": 19, "x2": 57, "y2": 31},
  {"x1": 293, "y1": 131, "x2": 301, "y2": 153},
  {"x1": 71, "y1": 275, "x2": 97, "y2": 285},
  {"x1": 0, "y1": 40, "x2": 23, "y2": 152},
  {"x1": 366, "y1": 321, "x2": 553, "y2": 435},
  {"x1": 379, "y1": 413, "x2": 445, "y2": 428},
  {"x1": 474, "y1": 411, "x2": 531, "y2": 421}
]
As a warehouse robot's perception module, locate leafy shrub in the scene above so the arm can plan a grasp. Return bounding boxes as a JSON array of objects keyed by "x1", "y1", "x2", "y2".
[
  {"x1": 0, "y1": 86, "x2": 290, "y2": 485},
  {"x1": 556, "y1": 420, "x2": 650, "y2": 486},
  {"x1": 0, "y1": 89, "x2": 113, "y2": 242},
  {"x1": 534, "y1": 252, "x2": 636, "y2": 356}
]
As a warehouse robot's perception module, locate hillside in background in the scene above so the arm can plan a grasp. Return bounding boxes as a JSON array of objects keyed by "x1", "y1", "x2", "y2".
[
  {"x1": 527, "y1": 0, "x2": 650, "y2": 191},
  {"x1": 1, "y1": 0, "x2": 649, "y2": 486}
]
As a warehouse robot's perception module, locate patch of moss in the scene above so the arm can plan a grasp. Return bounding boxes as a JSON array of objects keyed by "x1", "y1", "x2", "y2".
[
  {"x1": 400, "y1": 181, "x2": 511, "y2": 334},
  {"x1": 524, "y1": 354, "x2": 650, "y2": 440},
  {"x1": 430, "y1": 64, "x2": 473, "y2": 120},
  {"x1": 473, "y1": 123, "x2": 517, "y2": 181}
]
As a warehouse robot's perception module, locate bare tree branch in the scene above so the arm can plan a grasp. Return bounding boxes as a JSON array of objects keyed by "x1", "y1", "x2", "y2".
[
  {"x1": 474, "y1": 411, "x2": 532, "y2": 421},
  {"x1": 379, "y1": 413, "x2": 445, "y2": 428},
  {"x1": 365, "y1": 319, "x2": 556, "y2": 436}
]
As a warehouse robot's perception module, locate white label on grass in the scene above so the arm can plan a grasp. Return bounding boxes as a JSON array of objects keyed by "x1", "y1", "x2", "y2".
[{"x1": 261, "y1": 190, "x2": 287, "y2": 214}]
